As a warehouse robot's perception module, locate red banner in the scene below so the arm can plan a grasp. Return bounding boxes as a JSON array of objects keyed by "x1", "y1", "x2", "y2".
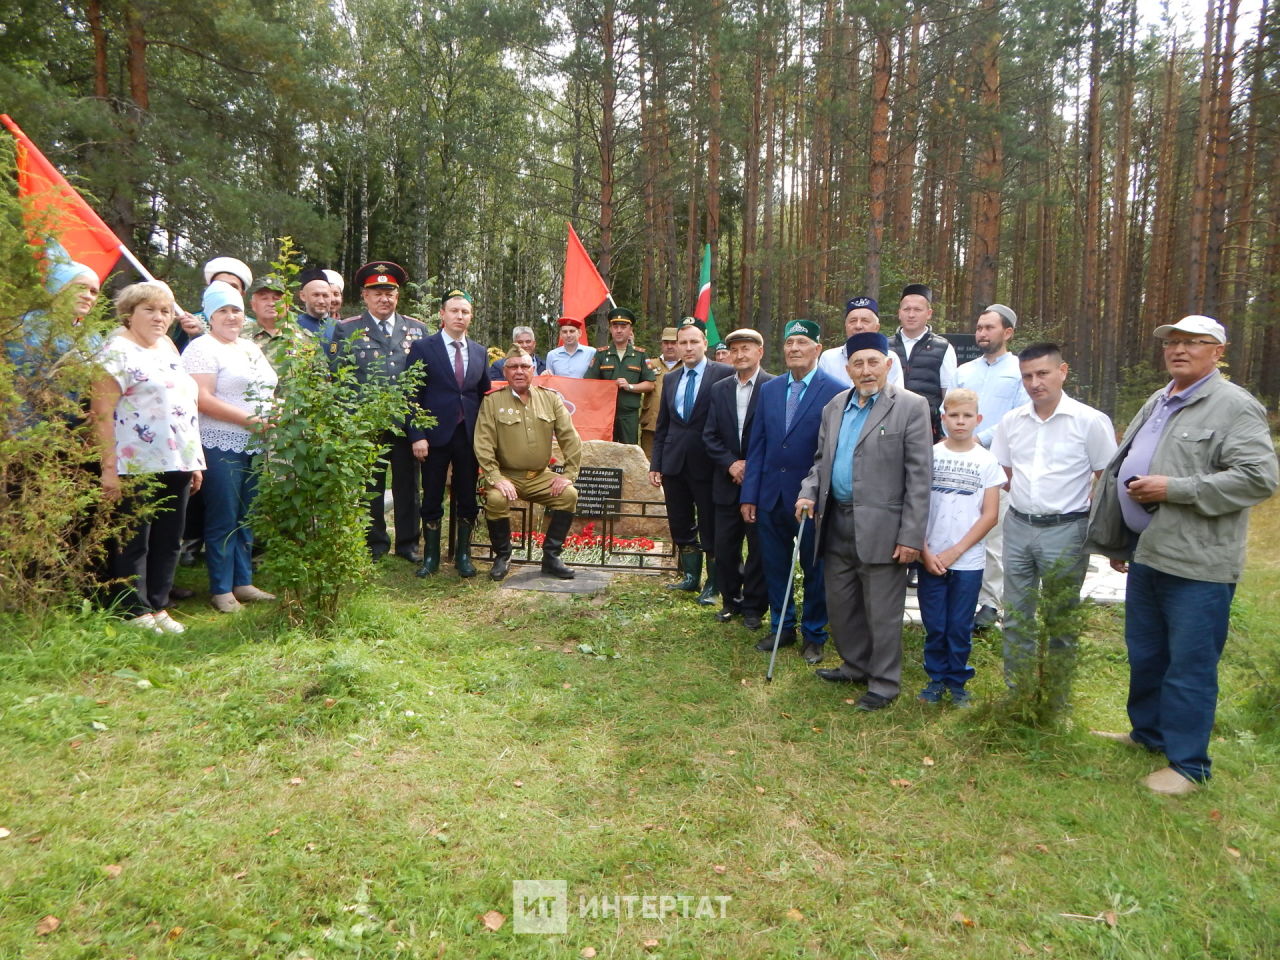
[
  {"x1": 1, "y1": 114, "x2": 123, "y2": 282},
  {"x1": 490, "y1": 375, "x2": 617, "y2": 442},
  {"x1": 562, "y1": 223, "x2": 610, "y2": 322}
]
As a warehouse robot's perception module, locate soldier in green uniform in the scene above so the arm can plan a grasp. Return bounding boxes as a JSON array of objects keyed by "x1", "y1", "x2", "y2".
[
  {"x1": 473, "y1": 347, "x2": 583, "y2": 581},
  {"x1": 586, "y1": 306, "x2": 655, "y2": 445}
]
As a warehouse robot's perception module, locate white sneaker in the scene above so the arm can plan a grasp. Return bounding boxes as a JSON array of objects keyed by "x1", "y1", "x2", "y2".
[
  {"x1": 152, "y1": 610, "x2": 186, "y2": 634},
  {"x1": 127, "y1": 613, "x2": 161, "y2": 632},
  {"x1": 211, "y1": 593, "x2": 243, "y2": 613},
  {"x1": 232, "y1": 585, "x2": 276, "y2": 602}
]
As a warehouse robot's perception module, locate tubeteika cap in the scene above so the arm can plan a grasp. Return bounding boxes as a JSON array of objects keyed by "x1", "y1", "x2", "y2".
[
  {"x1": 845, "y1": 296, "x2": 879, "y2": 315},
  {"x1": 901, "y1": 283, "x2": 932, "y2": 303},
  {"x1": 985, "y1": 303, "x2": 1018, "y2": 328},
  {"x1": 782, "y1": 318, "x2": 821, "y2": 343},
  {"x1": 845, "y1": 331, "x2": 890, "y2": 356}
]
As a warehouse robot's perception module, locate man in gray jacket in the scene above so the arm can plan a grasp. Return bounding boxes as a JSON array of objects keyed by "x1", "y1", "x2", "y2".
[{"x1": 1088, "y1": 315, "x2": 1277, "y2": 795}]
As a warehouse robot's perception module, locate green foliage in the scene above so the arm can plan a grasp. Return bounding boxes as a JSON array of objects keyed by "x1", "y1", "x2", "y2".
[
  {"x1": 0, "y1": 148, "x2": 141, "y2": 615},
  {"x1": 247, "y1": 238, "x2": 428, "y2": 623}
]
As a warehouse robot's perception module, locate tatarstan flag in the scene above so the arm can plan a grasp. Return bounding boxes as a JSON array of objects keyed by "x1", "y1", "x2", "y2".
[{"x1": 693, "y1": 243, "x2": 721, "y2": 346}]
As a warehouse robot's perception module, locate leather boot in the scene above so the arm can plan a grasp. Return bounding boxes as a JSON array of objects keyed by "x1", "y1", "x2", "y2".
[
  {"x1": 454, "y1": 517, "x2": 477, "y2": 578},
  {"x1": 666, "y1": 544, "x2": 702, "y2": 591},
  {"x1": 540, "y1": 510, "x2": 576, "y2": 579},
  {"x1": 697, "y1": 555, "x2": 718, "y2": 606},
  {"x1": 416, "y1": 524, "x2": 441, "y2": 577},
  {"x1": 487, "y1": 518, "x2": 513, "y2": 581}
]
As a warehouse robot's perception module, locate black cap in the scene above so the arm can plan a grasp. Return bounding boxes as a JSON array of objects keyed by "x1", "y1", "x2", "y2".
[
  {"x1": 298, "y1": 268, "x2": 329, "y2": 288},
  {"x1": 901, "y1": 283, "x2": 932, "y2": 303}
]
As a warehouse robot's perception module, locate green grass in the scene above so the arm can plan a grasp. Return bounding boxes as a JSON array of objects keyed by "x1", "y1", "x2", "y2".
[{"x1": 2, "y1": 513, "x2": 1278, "y2": 960}]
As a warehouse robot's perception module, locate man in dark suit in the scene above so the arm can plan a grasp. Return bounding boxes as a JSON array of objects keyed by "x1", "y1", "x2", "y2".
[
  {"x1": 648, "y1": 316, "x2": 734, "y2": 601},
  {"x1": 797, "y1": 332, "x2": 933, "y2": 710},
  {"x1": 702, "y1": 328, "x2": 773, "y2": 629},
  {"x1": 330, "y1": 261, "x2": 430, "y2": 563},
  {"x1": 406, "y1": 288, "x2": 492, "y2": 577},
  {"x1": 740, "y1": 319, "x2": 846, "y2": 664}
]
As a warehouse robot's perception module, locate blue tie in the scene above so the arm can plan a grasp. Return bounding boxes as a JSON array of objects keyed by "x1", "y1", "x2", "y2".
[
  {"x1": 682, "y1": 368, "x2": 697, "y2": 419},
  {"x1": 785, "y1": 379, "x2": 804, "y2": 431}
]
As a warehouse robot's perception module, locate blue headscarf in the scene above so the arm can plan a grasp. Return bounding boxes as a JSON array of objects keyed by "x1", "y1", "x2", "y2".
[
  {"x1": 45, "y1": 259, "x2": 97, "y2": 294},
  {"x1": 202, "y1": 280, "x2": 245, "y2": 319}
]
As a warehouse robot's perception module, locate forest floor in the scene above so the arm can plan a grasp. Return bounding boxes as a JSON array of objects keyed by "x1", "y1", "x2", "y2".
[{"x1": 2, "y1": 503, "x2": 1277, "y2": 960}]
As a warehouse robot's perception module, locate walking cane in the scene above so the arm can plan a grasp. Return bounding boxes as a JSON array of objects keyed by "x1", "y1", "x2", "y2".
[{"x1": 766, "y1": 505, "x2": 810, "y2": 683}]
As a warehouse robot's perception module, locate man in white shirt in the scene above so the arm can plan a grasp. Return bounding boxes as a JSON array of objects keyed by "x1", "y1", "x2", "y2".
[
  {"x1": 955, "y1": 303, "x2": 1030, "y2": 630},
  {"x1": 888, "y1": 283, "x2": 956, "y2": 441},
  {"x1": 545, "y1": 317, "x2": 597, "y2": 377},
  {"x1": 990, "y1": 342, "x2": 1117, "y2": 709},
  {"x1": 817, "y1": 295, "x2": 903, "y2": 390}
]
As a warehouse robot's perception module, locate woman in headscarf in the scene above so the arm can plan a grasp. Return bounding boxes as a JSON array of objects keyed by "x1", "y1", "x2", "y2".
[
  {"x1": 91, "y1": 281, "x2": 204, "y2": 633},
  {"x1": 181, "y1": 281, "x2": 278, "y2": 613}
]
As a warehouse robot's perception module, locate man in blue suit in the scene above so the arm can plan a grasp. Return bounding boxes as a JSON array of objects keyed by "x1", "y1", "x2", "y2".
[
  {"x1": 330, "y1": 261, "x2": 430, "y2": 563},
  {"x1": 406, "y1": 289, "x2": 492, "y2": 578},
  {"x1": 703, "y1": 328, "x2": 774, "y2": 629},
  {"x1": 740, "y1": 319, "x2": 845, "y2": 664},
  {"x1": 649, "y1": 317, "x2": 734, "y2": 601}
]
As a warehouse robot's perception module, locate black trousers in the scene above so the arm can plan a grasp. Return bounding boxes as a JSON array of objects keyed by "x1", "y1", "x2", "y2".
[
  {"x1": 419, "y1": 420, "x2": 479, "y2": 525},
  {"x1": 367, "y1": 432, "x2": 420, "y2": 556},
  {"x1": 107, "y1": 470, "x2": 191, "y2": 616},
  {"x1": 662, "y1": 467, "x2": 716, "y2": 553},
  {"x1": 714, "y1": 501, "x2": 766, "y2": 615}
]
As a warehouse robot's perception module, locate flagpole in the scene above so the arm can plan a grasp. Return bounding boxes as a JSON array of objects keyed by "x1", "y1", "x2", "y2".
[{"x1": 117, "y1": 243, "x2": 156, "y2": 282}]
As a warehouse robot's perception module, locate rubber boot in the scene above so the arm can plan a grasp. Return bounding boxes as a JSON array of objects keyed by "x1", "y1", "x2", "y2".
[
  {"x1": 696, "y1": 555, "x2": 718, "y2": 606},
  {"x1": 666, "y1": 544, "x2": 702, "y2": 591},
  {"x1": 416, "y1": 524, "x2": 441, "y2": 577},
  {"x1": 487, "y1": 518, "x2": 513, "y2": 581},
  {"x1": 540, "y1": 510, "x2": 576, "y2": 579},
  {"x1": 454, "y1": 517, "x2": 477, "y2": 578}
]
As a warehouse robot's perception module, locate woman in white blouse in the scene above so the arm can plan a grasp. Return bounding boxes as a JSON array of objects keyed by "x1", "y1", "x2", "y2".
[
  {"x1": 91, "y1": 282, "x2": 205, "y2": 634},
  {"x1": 182, "y1": 281, "x2": 279, "y2": 613}
]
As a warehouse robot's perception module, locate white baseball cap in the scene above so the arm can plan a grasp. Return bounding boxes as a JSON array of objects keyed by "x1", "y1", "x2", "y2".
[{"x1": 1153, "y1": 315, "x2": 1226, "y2": 344}]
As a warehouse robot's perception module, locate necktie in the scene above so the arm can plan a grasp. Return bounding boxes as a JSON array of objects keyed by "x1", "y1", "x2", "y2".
[
  {"x1": 682, "y1": 368, "x2": 697, "y2": 419},
  {"x1": 383, "y1": 318, "x2": 394, "y2": 339},
  {"x1": 452, "y1": 340, "x2": 464, "y2": 387},
  {"x1": 785, "y1": 379, "x2": 804, "y2": 431}
]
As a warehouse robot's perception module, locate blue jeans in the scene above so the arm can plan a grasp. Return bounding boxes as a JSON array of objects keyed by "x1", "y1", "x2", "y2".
[
  {"x1": 917, "y1": 567, "x2": 983, "y2": 689},
  {"x1": 756, "y1": 501, "x2": 827, "y2": 644},
  {"x1": 202, "y1": 446, "x2": 257, "y2": 595},
  {"x1": 1125, "y1": 562, "x2": 1235, "y2": 782}
]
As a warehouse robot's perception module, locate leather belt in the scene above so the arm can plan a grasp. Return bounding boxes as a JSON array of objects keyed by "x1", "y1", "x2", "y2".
[{"x1": 1010, "y1": 508, "x2": 1089, "y2": 527}]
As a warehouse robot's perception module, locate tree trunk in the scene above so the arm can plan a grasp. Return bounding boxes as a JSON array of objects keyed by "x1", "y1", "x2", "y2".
[
  {"x1": 865, "y1": 31, "x2": 891, "y2": 300},
  {"x1": 967, "y1": 0, "x2": 1003, "y2": 316}
]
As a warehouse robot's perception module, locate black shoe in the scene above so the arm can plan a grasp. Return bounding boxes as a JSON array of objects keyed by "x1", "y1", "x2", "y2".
[
  {"x1": 540, "y1": 510, "x2": 576, "y2": 580},
  {"x1": 906, "y1": 568, "x2": 919, "y2": 590},
  {"x1": 715, "y1": 607, "x2": 737, "y2": 623},
  {"x1": 972, "y1": 604, "x2": 999, "y2": 631},
  {"x1": 854, "y1": 691, "x2": 895, "y2": 711},
  {"x1": 169, "y1": 586, "x2": 195, "y2": 601},
  {"x1": 756, "y1": 629, "x2": 795, "y2": 652},
  {"x1": 487, "y1": 518, "x2": 513, "y2": 581},
  {"x1": 742, "y1": 613, "x2": 763, "y2": 631},
  {"x1": 395, "y1": 548, "x2": 424, "y2": 564},
  {"x1": 815, "y1": 668, "x2": 865, "y2": 683},
  {"x1": 800, "y1": 642, "x2": 825, "y2": 664}
]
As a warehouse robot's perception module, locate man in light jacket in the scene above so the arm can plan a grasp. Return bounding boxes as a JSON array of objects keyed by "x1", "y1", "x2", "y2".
[{"x1": 1087, "y1": 315, "x2": 1278, "y2": 795}]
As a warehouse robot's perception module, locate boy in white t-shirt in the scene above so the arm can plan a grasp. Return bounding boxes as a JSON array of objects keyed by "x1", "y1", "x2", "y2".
[{"x1": 918, "y1": 388, "x2": 1004, "y2": 706}]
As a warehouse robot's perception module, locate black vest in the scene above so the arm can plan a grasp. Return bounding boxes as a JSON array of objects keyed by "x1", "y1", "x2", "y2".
[{"x1": 890, "y1": 328, "x2": 950, "y2": 440}]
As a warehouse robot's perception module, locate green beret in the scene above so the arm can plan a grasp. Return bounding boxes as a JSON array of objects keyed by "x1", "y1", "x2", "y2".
[
  {"x1": 782, "y1": 318, "x2": 821, "y2": 343},
  {"x1": 443, "y1": 288, "x2": 472, "y2": 304},
  {"x1": 678, "y1": 316, "x2": 706, "y2": 334}
]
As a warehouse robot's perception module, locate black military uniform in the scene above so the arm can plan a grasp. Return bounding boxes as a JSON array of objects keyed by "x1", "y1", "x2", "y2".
[
  {"x1": 586, "y1": 307, "x2": 656, "y2": 445},
  {"x1": 329, "y1": 261, "x2": 429, "y2": 561}
]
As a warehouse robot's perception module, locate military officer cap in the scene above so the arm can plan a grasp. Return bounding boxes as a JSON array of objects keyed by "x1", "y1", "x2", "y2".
[
  {"x1": 660, "y1": 326, "x2": 679, "y2": 341},
  {"x1": 678, "y1": 316, "x2": 705, "y2": 334},
  {"x1": 607, "y1": 306, "x2": 636, "y2": 324},
  {"x1": 724, "y1": 328, "x2": 764, "y2": 347},
  {"x1": 845, "y1": 295, "x2": 879, "y2": 314},
  {"x1": 355, "y1": 261, "x2": 408, "y2": 289},
  {"x1": 782, "y1": 318, "x2": 821, "y2": 343},
  {"x1": 248, "y1": 274, "x2": 286, "y2": 294},
  {"x1": 297, "y1": 267, "x2": 330, "y2": 289},
  {"x1": 901, "y1": 283, "x2": 932, "y2": 303}
]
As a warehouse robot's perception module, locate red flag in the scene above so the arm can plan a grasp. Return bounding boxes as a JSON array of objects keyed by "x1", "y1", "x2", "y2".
[
  {"x1": 562, "y1": 223, "x2": 610, "y2": 321},
  {"x1": 1, "y1": 114, "x2": 124, "y2": 283},
  {"x1": 488, "y1": 374, "x2": 617, "y2": 441}
]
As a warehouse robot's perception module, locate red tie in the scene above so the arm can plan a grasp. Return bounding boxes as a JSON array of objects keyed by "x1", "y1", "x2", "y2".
[{"x1": 452, "y1": 340, "x2": 464, "y2": 387}]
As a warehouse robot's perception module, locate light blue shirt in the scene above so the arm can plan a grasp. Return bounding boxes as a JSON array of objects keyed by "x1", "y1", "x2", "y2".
[
  {"x1": 955, "y1": 351, "x2": 1029, "y2": 447},
  {"x1": 545, "y1": 344, "x2": 597, "y2": 378},
  {"x1": 831, "y1": 392, "x2": 878, "y2": 504},
  {"x1": 675, "y1": 357, "x2": 709, "y2": 419}
]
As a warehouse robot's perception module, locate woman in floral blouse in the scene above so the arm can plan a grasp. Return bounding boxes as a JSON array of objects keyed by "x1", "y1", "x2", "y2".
[{"x1": 90, "y1": 281, "x2": 204, "y2": 633}]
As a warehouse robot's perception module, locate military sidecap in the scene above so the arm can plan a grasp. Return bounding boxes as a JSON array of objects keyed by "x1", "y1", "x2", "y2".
[
  {"x1": 356, "y1": 261, "x2": 408, "y2": 288},
  {"x1": 660, "y1": 327, "x2": 679, "y2": 341},
  {"x1": 783, "y1": 318, "x2": 821, "y2": 343},
  {"x1": 505, "y1": 343, "x2": 533, "y2": 360}
]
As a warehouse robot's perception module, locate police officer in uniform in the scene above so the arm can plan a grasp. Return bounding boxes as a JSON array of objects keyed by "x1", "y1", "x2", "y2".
[
  {"x1": 587, "y1": 306, "x2": 655, "y2": 445},
  {"x1": 473, "y1": 346, "x2": 583, "y2": 581},
  {"x1": 329, "y1": 261, "x2": 429, "y2": 561}
]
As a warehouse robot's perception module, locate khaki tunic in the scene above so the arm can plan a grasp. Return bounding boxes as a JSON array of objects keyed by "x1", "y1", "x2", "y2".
[
  {"x1": 474, "y1": 384, "x2": 583, "y2": 520},
  {"x1": 640, "y1": 357, "x2": 679, "y2": 456}
]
